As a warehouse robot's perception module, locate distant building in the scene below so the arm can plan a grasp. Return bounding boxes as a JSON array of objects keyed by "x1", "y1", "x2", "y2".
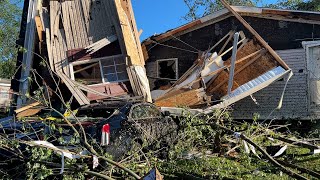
[{"x1": 0, "y1": 79, "x2": 11, "y2": 111}]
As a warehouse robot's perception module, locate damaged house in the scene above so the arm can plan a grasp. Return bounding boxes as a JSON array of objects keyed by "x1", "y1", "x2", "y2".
[
  {"x1": 142, "y1": 5, "x2": 320, "y2": 120},
  {"x1": 11, "y1": 0, "x2": 151, "y2": 111}
]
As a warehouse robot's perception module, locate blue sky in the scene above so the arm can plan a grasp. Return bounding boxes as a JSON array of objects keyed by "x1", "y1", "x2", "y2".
[{"x1": 132, "y1": 0, "x2": 278, "y2": 41}]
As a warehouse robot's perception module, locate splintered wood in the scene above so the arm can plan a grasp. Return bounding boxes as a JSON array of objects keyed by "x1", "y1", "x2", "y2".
[
  {"x1": 31, "y1": 0, "x2": 152, "y2": 105},
  {"x1": 155, "y1": 88, "x2": 206, "y2": 107},
  {"x1": 206, "y1": 40, "x2": 278, "y2": 99},
  {"x1": 154, "y1": 4, "x2": 290, "y2": 108}
]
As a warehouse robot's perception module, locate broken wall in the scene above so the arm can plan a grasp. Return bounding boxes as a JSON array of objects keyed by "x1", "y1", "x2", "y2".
[{"x1": 145, "y1": 16, "x2": 320, "y2": 90}]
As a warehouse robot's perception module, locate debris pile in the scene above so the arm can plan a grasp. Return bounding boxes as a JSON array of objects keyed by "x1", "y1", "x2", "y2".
[
  {"x1": 154, "y1": 1, "x2": 292, "y2": 112},
  {"x1": 13, "y1": 0, "x2": 151, "y2": 109},
  {"x1": 1, "y1": 0, "x2": 319, "y2": 179}
]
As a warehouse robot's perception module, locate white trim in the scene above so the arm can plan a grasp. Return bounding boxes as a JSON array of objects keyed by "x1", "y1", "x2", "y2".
[
  {"x1": 156, "y1": 58, "x2": 179, "y2": 80},
  {"x1": 0, "y1": 83, "x2": 11, "y2": 87},
  {"x1": 87, "y1": 80, "x2": 130, "y2": 87},
  {"x1": 70, "y1": 54, "x2": 129, "y2": 84},
  {"x1": 69, "y1": 64, "x2": 75, "y2": 80},
  {"x1": 99, "y1": 60, "x2": 105, "y2": 83},
  {"x1": 302, "y1": 41, "x2": 320, "y2": 112},
  {"x1": 70, "y1": 54, "x2": 124, "y2": 66}
]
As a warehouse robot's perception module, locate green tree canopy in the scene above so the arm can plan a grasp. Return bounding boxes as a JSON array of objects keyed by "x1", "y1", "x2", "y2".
[
  {"x1": 183, "y1": 0, "x2": 260, "y2": 21},
  {"x1": 0, "y1": 0, "x2": 21, "y2": 79},
  {"x1": 269, "y1": 0, "x2": 320, "y2": 11},
  {"x1": 183, "y1": 0, "x2": 320, "y2": 21}
]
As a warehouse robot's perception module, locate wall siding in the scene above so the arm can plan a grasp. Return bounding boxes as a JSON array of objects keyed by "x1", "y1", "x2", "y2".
[{"x1": 232, "y1": 49, "x2": 309, "y2": 120}]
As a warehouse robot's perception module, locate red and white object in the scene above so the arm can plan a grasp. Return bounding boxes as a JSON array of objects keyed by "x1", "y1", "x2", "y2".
[{"x1": 101, "y1": 124, "x2": 110, "y2": 146}]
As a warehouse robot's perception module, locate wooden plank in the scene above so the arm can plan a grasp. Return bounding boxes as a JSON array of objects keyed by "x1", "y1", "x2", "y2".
[
  {"x1": 16, "y1": 108, "x2": 42, "y2": 118},
  {"x1": 58, "y1": 71, "x2": 90, "y2": 105},
  {"x1": 80, "y1": 0, "x2": 91, "y2": 43},
  {"x1": 45, "y1": 29, "x2": 54, "y2": 70},
  {"x1": 138, "y1": 29, "x2": 143, "y2": 37},
  {"x1": 74, "y1": 0, "x2": 89, "y2": 47},
  {"x1": 35, "y1": 16, "x2": 43, "y2": 42},
  {"x1": 85, "y1": 35, "x2": 118, "y2": 54},
  {"x1": 104, "y1": 0, "x2": 126, "y2": 55},
  {"x1": 15, "y1": 102, "x2": 40, "y2": 113},
  {"x1": 61, "y1": 1, "x2": 74, "y2": 50},
  {"x1": 58, "y1": 30, "x2": 70, "y2": 77},
  {"x1": 113, "y1": 0, "x2": 143, "y2": 66},
  {"x1": 66, "y1": 1, "x2": 80, "y2": 48},
  {"x1": 220, "y1": 0, "x2": 290, "y2": 70},
  {"x1": 50, "y1": 1, "x2": 60, "y2": 40},
  {"x1": 207, "y1": 50, "x2": 266, "y2": 93},
  {"x1": 218, "y1": 31, "x2": 234, "y2": 55},
  {"x1": 208, "y1": 30, "x2": 234, "y2": 53},
  {"x1": 40, "y1": 7, "x2": 49, "y2": 30},
  {"x1": 155, "y1": 88, "x2": 205, "y2": 107},
  {"x1": 126, "y1": 0, "x2": 145, "y2": 65},
  {"x1": 141, "y1": 44, "x2": 149, "y2": 61}
]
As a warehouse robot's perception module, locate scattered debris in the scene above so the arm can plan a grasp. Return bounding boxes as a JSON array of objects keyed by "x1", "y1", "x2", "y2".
[
  {"x1": 152, "y1": 3, "x2": 292, "y2": 112},
  {"x1": 13, "y1": 0, "x2": 151, "y2": 109},
  {"x1": 1, "y1": 0, "x2": 320, "y2": 179}
]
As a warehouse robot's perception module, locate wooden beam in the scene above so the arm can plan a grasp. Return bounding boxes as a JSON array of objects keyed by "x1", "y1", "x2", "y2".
[
  {"x1": 208, "y1": 50, "x2": 266, "y2": 93},
  {"x1": 218, "y1": 31, "x2": 234, "y2": 55},
  {"x1": 35, "y1": 16, "x2": 43, "y2": 42},
  {"x1": 113, "y1": 0, "x2": 144, "y2": 66},
  {"x1": 138, "y1": 29, "x2": 143, "y2": 37},
  {"x1": 15, "y1": 102, "x2": 40, "y2": 113},
  {"x1": 220, "y1": 0, "x2": 290, "y2": 70},
  {"x1": 208, "y1": 30, "x2": 234, "y2": 53},
  {"x1": 85, "y1": 35, "x2": 117, "y2": 54},
  {"x1": 74, "y1": 62, "x2": 99, "y2": 74}
]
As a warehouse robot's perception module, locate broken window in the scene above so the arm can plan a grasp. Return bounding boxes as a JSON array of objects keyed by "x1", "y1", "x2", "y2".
[
  {"x1": 157, "y1": 58, "x2": 178, "y2": 80},
  {"x1": 70, "y1": 55, "x2": 129, "y2": 85}
]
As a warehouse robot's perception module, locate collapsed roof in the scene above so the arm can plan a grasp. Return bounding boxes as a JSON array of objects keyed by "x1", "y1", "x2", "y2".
[{"x1": 146, "y1": 1, "x2": 293, "y2": 111}]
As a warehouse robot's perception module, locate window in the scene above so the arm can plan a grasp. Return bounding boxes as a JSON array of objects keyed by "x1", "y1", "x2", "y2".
[
  {"x1": 70, "y1": 55, "x2": 129, "y2": 85},
  {"x1": 100, "y1": 56, "x2": 128, "y2": 82},
  {"x1": 157, "y1": 58, "x2": 178, "y2": 80}
]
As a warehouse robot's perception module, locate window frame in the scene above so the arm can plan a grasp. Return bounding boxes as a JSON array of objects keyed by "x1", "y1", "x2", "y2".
[
  {"x1": 69, "y1": 54, "x2": 129, "y2": 85},
  {"x1": 156, "y1": 58, "x2": 179, "y2": 80}
]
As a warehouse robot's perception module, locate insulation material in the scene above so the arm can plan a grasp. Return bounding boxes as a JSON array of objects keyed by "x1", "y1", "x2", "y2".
[{"x1": 201, "y1": 52, "x2": 223, "y2": 83}]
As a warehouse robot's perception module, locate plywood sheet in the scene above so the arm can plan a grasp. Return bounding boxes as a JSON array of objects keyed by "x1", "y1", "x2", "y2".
[
  {"x1": 155, "y1": 88, "x2": 206, "y2": 107},
  {"x1": 113, "y1": 0, "x2": 143, "y2": 66}
]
